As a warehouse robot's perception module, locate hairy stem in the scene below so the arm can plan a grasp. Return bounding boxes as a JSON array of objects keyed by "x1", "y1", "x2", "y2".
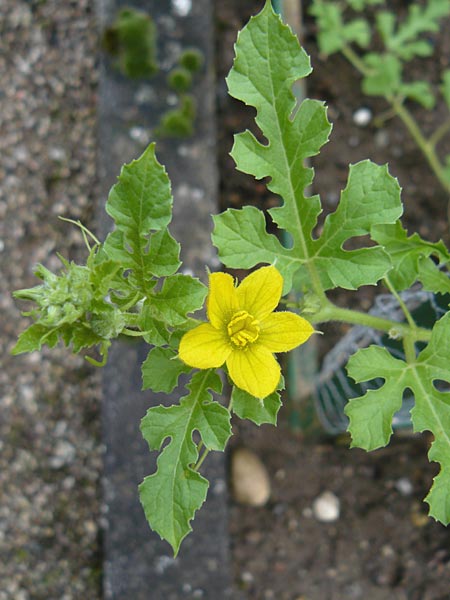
[
  {"x1": 310, "y1": 299, "x2": 432, "y2": 343},
  {"x1": 383, "y1": 275, "x2": 416, "y2": 330},
  {"x1": 390, "y1": 96, "x2": 450, "y2": 196},
  {"x1": 429, "y1": 118, "x2": 450, "y2": 149},
  {"x1": 192, "y1": 446, "x2": 209, "y2": 472},
  {"x1": 341, "y1": 44, "x2": 372, "y2": 77},
  {"x1": 341, "y1": 45, "x2": 450, "y2": 197},
  {"x1": 402, "y1": 334, "x2": 417, "y2": 364}
]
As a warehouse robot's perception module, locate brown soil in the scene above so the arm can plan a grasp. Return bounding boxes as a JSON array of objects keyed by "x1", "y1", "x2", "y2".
[{"x1": 216, "y1": 1, "x2": 450, "y2": 599}]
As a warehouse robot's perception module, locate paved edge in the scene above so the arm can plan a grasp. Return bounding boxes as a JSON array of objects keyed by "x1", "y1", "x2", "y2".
[{"x1": 95, "y1": 1, "x2": 234, "y2": 598}]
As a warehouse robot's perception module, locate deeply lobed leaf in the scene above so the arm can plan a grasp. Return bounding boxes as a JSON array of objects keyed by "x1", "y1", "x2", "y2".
[
  {"x1": 303, "y1": 161, "x2": 402, "y2": 290},
  {"x1": 139, "y1": 370, "x2": 231, "y2": 554},
  {"x1": 376, "y1": 1, "x2": 450, "y2": 61},
  {"x1": 371, "y1": 221, "x2": 450, "y2": 291},
  {"x1": 214, "y1": 2, "x2": 401, "y2": 294},
  {"x1": 104, "y1": 143, "x2": 180, "y2": 294},
  {"x1": 141, "y1": 346, "x2": 190, "y2": 393},
  {"x1": 345, "y1": 313, "x2": 450, "y2": 524},
  {"x1": 231, "y1": 386, "x2": 282, "y2": 426},
  {"x1": 309, "y1": 1, "x2": 370, "y2": 54}
]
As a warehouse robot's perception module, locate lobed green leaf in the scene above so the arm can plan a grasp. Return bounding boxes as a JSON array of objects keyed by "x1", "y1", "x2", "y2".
[
  {"x1": 309, "y1": 2, "x2": 370, "y2": 54},
  {"x1": 150, "y1": 274, "x2": 207, "y2": 327},
  {"x1": 345, "y1": 0, "x2": 384, "y2": 10},
  {"x1": 371, "y1": 221, "x2": 450, "y2": 291},
  {"x1": 215, "y1": 3, "x2": 403, "y2": 296},
  {"x1": 104, "y1": 143, "x2": 177, "y2": 294},
  {"x1": 231, "y1": 386, "x2": 282, "y2": 426},
  {"x1": 12, "y1": 323, "x2": 58, "y2": 355},
  {"x1": 303, "y1": 161, "x2": 402, "y2": 290},
  {"x1": 376, "y1": 1, "x2": 450, "y2": 61},
  {"x1": 141, "y1": 347, "x2": 190, "y2": 393},
  {"x1": 345, "y1": 313, "x2": 450, "y2": 524},
  {"x1": 139, "y1": 370, "x2": 231, "y2": 554},
  {"x1": 214, "y1": 1, "x2": 331, "y2": 292}
]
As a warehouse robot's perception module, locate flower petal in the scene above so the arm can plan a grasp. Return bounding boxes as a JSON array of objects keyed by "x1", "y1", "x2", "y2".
[
  {"x1": 179, "y1": 323, "x2": 231, "y2": 369},
  {"x1": 226, "y1": 345, "x2": 281, "y2": 398},
  {"x1": 259, "y1": 312, "x2": 314, "y2": 352},
  {"x1": 207, "y1": 272, "x2": 239, "y2": 329},
  {"x1": 236, "y1": 265, "x2": 283, "y2": 320}
]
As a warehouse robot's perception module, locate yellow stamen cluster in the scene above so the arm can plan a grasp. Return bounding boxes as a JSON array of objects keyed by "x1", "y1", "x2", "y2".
[{"x1": 227, "y1": 310, "x2": 260, "y2": 347}]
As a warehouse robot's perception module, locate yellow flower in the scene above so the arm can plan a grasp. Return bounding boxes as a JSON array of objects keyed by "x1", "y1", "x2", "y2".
[{"x1": 179, "y1": 265, "x2": 314, "y2": 398}]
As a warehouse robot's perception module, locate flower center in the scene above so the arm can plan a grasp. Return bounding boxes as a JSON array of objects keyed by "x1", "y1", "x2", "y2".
[{"x1": 227, "y1": 310, "x2": 260, "y2": 348}]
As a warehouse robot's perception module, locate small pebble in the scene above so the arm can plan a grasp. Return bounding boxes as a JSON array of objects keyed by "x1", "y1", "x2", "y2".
[
  {"x1": 241, "y1": 571, "x2": 254, "y2": 584},
  {"x1": 129, "y1": 126, "x2": 150, "y2": 145},
  {"x1": 172, "y1": 0, "x2": 192, "y2": 17},
  {"x1": 302, "y1": 506, "x2": 313, "y2": 519},
  {"x1": 49, "y1": 440, "x2": 76, "y2": 469},
  {"x1": 48, "y1": 146, "x2": 67, "y2": 162},
  {"x1": 312, "y1": 491, "x2": 340, "y2": 522},
  {"x1": 231, "y1": 448, "x2": 271, "y2": 506},
  {"x1": 325, "y1": 191, "x2": 339, "y2": 207},
  {"x1": 275, "y1": 468, "x2": 285, "y2": 480},
  {"x1": 135, "y1": 85, "x2": 156, "y2": 105},
  {"x1": 154, "y1": 555, "x2": 177, "y2": 575},
  {"x1": 395, "y1": 477, "x2": 413, "y2": 496},
  {"x1": 374, "y1": 129, "x2": 389, "y2": 148},
  {"x1": 353, "y1": 107, "x2": 372, "y2": 127}
]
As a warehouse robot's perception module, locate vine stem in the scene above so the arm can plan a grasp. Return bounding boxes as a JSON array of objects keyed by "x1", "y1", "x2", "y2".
[
  {"x1": 390, "y1": 96, "x2": 450, "y2": 196},
  {"x1": 120, "y1": 328, "x2": 159, "y2": 338},
  {"x1": 341, "y1": 44, "x2": 371, "y2": 77},
  {"x1": 192, "y1": 444, "x2": 209, "y2": 473},
  {"x1": 383, "y1": 276, "x2": 419, "y2": 362},
  {"x1": 402, "y1": 334, "x2": 417, "y2": 365},
  {"x1": 310, "y1": 299, "x2": 432, "y2": 343},
  {"x1": 341, "y1": 44, "x2": 450, "y2": 198},
  {"x1": 429, "y1": 118, "x2": 450, "y2": 149},
  {"x1": 383, "y1": 275, "x2": 416, "y2": 330}
]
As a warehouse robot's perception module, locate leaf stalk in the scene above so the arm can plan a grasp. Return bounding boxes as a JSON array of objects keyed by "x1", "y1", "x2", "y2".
[{"x1": 310, "y1": 299, "x2": 432, "y2": 343}]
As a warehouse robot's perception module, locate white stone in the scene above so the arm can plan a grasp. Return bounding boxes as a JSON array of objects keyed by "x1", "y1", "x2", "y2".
[
  {"x1": 172, "y1": 0, "x2": 192, "y2": 17},
  {"x1": 353, "y1": 107, "x2": 372, "y2": 126},
  {"x1": 49, "y1": 440, "x2": 76, "y2": 469},
  {"x1": 129, "y1": 126, "x2": 150, "y2": 145},
  {"x1": 231, "y1": 448, "x2": 271, "y2": 506},
  {"x1": 241, "y1": 571, "x2": 254, "y2": 584},
  {"x1": 312, "y1": 491, "x2": 340, "y2": 522},
  {"x1": 395, "y1": 477, "x2": 413, "y2": 496}
]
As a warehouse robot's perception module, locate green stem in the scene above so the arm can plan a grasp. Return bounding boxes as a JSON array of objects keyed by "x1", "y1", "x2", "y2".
[
  {"x1": 120, "y1": 328, "x2": 150, "y2": 337},
  {"x1": 383, "y1": 275, "x2": 416, "y2": 329},
  {"x1": 390, "y1": 96, "x2": 450, "y2": 195},
  {"x1": 192, "y1": 445, "x2": 209, "y2": 472},
  {"x1": 372, "y1": 106, "x2": 397, "y2": 127},
  {"x1": 341, "y1": 44, "x2": 372, "y2": 77},
  {"x1": 120, "y1": 292, "x2": 142, "y2": 312},
  {"x1": 341, "y1": 45, "x2": 450, "y2": 197},
  {"x1": 58, "y1": 216, "x2": 101, "y2": 246},
  {"x1": 85, "y1": 341, "x2": 109, "y2": 367},
  {"x1": 311, "y1": 300, "x2": 432, "y2": 343},
  {"x1": 402, "y1": 335, "x2": 417, "y2": 364},
  {"x1": 429, "y1": 118, "x2": 450, "y2": 149}
]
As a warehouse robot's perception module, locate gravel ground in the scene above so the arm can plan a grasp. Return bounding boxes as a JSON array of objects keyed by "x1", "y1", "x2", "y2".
[{"x1": 1, "y1": 2, "x2": 102, "y2": 598}]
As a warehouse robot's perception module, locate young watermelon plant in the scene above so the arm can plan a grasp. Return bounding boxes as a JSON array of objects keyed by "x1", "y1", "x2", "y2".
[{"x1": 13, "y1": 1, "x2": 450, "y2": 554}]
